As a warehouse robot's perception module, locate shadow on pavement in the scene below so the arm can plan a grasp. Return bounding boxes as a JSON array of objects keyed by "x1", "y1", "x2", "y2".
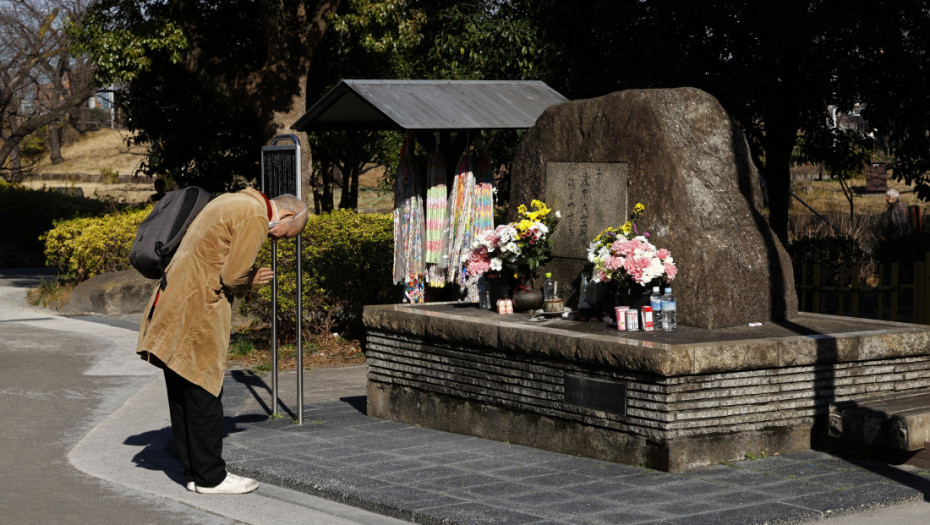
[
  {"x1": 125, "y1": 409, "x2": 282, "y2": 490},
  {"x1": 126, "y1": 427, "x2": 186, "y2": 487},
  {"x1": 228, "y1": 369, "x2": 293, "y2": 420},
  {"x1": 340, "y1": 395, "x2": 367, "y2": 415},
  {"x1": 227, "y1": 369, "x2": 369, "y2": 420}
]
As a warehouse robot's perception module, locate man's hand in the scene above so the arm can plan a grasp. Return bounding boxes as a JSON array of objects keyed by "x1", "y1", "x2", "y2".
[{"x1": 251, "y1": 267, "x2": 274, "y2": 287}]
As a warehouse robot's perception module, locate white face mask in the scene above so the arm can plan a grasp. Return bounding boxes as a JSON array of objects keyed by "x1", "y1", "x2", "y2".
[
  {"x1": 269, "y1": 201, "x2": 279, "y2": 229},
  {"x1": 269, "y1": 208, "x2": 306, "y2": 231}
]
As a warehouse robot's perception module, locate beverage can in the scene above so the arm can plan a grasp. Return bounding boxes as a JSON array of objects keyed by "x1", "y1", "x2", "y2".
[
  {"x1": 642, "y1": 306, "x2": 654, "y2": 332},
  {"x1": 625, "y1": 309, "x2": 639, "y2": 331},
  {"x1": 615, "y1": 306, "x2": 629, "y2": 330}
]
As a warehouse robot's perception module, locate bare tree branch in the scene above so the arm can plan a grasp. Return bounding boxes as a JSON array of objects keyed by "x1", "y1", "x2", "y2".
[{"x1": 1, "y1": 0, "x2": 96, "y2": 178}]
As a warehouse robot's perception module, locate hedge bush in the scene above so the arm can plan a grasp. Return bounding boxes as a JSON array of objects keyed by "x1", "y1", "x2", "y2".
[
  {"x1": 242, "y1": 209, "x2": 401, "y2": 338},
  {"x1": 43, "y1": 205, "x2": 400, "y2": 335},
  {"x1": 0, "y1": 183, "x2": 109, "y2": 267},
  {"x1": 43, "y1": 205, "x2": 150, "y2": 282}
]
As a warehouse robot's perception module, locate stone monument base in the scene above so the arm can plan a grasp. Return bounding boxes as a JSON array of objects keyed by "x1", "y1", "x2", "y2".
[{"x1": 364, "y1": 303, "x2": 930, "y2": 472}]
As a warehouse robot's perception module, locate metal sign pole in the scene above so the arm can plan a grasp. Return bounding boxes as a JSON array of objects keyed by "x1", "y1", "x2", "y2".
[
  {"x1": 291, "y1": 135, "x2": 304, "y2": 426},
  {"x1": 271, "y1": 242, "x2": 278, "y2": 416},
  {"x1": 261, "y1": 146, "x2": 280, "y2": 416},
  {"x1": 261, "y1": 134, "x2": 304, "y2": 424},
  {"x1": 296, "y1": 234, "x2": 304, "y2": 425}
]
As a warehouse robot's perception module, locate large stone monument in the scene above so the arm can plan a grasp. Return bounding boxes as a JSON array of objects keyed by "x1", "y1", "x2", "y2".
[
  {"x1": 364, "y1": 87, "x2": 930, "y2": 472},
  {"x1": 510, "y1": 87, "x2": 797, "y2": 329}
]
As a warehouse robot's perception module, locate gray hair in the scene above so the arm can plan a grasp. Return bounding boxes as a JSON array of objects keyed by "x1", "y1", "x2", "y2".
[
  {"x1": 272, "y1": 194, "x2": 309, "y2": 230},
  {"x1": 886, "y1": 188, "x2": 900, "y2": 199}
]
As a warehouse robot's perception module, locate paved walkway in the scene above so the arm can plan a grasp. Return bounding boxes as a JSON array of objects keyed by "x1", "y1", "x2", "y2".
[
  {"x1": 219, "y1": 368, "x2": 930, "y2": 524},
  {"x1": 6, "y1": 268, "x2": 930, "y2": 524}
]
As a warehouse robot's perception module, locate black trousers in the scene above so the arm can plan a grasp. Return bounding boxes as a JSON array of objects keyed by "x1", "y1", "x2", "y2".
[{"x1": 163, "y1": 367, "x2": 226, "y2": 487}]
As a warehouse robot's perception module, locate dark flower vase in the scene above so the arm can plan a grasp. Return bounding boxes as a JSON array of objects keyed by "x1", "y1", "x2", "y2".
[
  {"x1": 617, "y1": 283, "x2": 652, "y2": 309},
  {"x1": 488, "y1": 274, "x2": 514, "y2": 305},
  {"x1": 601, "y1": 283, "x2": 651, "y2": 322},
  {"x1": 512, "y1": 280, "x2": 544, "y2": 312}
]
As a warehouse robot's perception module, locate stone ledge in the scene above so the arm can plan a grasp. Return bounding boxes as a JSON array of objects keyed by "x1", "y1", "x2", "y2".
[
  {"x1": 367, "y1": 381, "x2": 814, "y2": 472},
  {"x1": 368, "y1": 330, "x2": 930, "y2": 438},
  {"x1": 363, "y1": 304, "x2": 930, "y2": 377}
]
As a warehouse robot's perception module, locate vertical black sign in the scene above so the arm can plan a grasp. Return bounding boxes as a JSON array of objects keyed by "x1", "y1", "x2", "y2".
[{"x1": 261, "y1": 145, "x2": 299, "y2": 198}]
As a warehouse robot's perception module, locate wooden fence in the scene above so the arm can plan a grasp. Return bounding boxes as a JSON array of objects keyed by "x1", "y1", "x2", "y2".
[{"x1": 795, "y1": 252, "x2": 930, "y2": 324}]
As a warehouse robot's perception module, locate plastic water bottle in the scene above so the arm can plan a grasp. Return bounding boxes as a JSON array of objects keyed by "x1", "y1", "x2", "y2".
[
  {"x1": 662, "y1": 287, "x2": 676, "y2": 331},
  {"x1": 543, "y1": 273, "x2": 557, "y2": 301},
  {"x1": 650, "y1": 286, "x2": 664, "y2": 331},
  {"x1": 477, "y1": 275, "x2": 491, "y2": 309}
]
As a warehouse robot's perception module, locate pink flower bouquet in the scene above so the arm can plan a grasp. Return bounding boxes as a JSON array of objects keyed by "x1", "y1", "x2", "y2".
[{"x1": 586, "y1": 203, "x2": 677, "y2": 287}]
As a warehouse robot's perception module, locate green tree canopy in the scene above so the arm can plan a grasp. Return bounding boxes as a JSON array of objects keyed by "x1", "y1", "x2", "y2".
[
  {"x1": 74, "y1": 0, "x2": 339, "y2": 192},
  {"x1": 529, "y1": 0, "x2": 930, "y2": 244}
]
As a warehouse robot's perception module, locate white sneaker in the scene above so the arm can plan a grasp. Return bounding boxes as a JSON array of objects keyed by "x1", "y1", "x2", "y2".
[
  {"x1": 186, "y1": 481, "x2": 196, "y2": 492},
  {"x1": 195, "y1": 472, "x2": 259, "y2": 494}
]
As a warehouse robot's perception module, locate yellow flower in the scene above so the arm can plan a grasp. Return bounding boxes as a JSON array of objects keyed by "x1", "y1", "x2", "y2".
[
  {"x1": 517, "y1": 219, "x2": 533, "y2": 232},
  {"x1": 518, "y1": 204, "x2": 528, "y2": 216},
  {"x1": 527, "y1": 212, "x2": 539, "y2": 221},
  {"x1": 633, "y1": 202, "x2": 645, "y2": 214},
  {"x1": 621, "y1": 222, "x2": 632, "y2": 235}
]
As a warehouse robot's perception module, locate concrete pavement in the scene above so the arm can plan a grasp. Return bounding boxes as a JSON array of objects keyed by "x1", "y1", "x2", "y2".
[
  {"x1": 220, "y1": 368, "x2": 930, "y2": 525},
  {"x1": 0, "y1": 268, "x2": 405, "y2": 525},
  {"x1": 5, "y1": 267, "x2": 930, "y2": 524}
]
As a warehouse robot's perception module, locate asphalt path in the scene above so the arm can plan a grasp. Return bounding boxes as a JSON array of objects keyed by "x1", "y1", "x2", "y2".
[{"x1": 0, "y1": 269, "x2": 406, "y2": 525}]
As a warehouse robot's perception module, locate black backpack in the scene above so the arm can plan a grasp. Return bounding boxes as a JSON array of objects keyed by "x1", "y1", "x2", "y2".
[{"x1": 129, "y1": 186, "x2": 211, "y2": 287}]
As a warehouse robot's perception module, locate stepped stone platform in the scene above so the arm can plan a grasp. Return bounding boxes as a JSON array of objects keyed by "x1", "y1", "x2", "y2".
[
  {"x1": 364, "y1": 303, "x2": 930, "y2": 472},
  {"x1": 831, "y1": 391, "x2": 930, "y2": 451}
]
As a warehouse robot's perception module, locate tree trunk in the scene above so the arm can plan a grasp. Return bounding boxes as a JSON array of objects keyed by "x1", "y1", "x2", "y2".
[
  {"x1": 320, "y1": 164, "x2": 334, "y2": 212},
  {"x1": 49, "y1": 47, "x2": 69, "y2": 165},
  {"x1": 839, "y1": 177, "x2": 855, "y2": 221},
  {"x1": 269, "y1": 72, "x2": 313, "y2": 203},
  {"x1": 49, "y1": 122, "x2": 64, "y2": 165},
  {"x1": 8, "y1": 143, "x2": 23, "y2": 183},
  {"x1": 763, "y1": 112, "x2": 798, "y2": 246},
  {"x1": 3, "y1": 117, "x2": 24, "y2": 183},
  {"x1": 338, "y1": 162, "x2": 361, "y2": 209},
  {"x1": 0, "y1": 82, "x2": 98, "y2": 170},
  {"x1": 314, "y1": 159, "x2": 334, "y2": 213},
  {"x1": 347, "y1": 164, "x2": 360, "y2": 209},
  {"x1": 264, "y1": 1, "x2": 341, "y2": 207}
]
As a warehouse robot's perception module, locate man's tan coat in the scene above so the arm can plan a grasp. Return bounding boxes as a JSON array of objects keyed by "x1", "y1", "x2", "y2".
[{"x1": 137, "y1": 188, "x2": 268, "y2": 396}]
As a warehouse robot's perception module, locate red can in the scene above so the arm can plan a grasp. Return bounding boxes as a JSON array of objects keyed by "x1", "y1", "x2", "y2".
[{"x1": 642, "y1": 306, "x2": 655, "y2": 332}]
